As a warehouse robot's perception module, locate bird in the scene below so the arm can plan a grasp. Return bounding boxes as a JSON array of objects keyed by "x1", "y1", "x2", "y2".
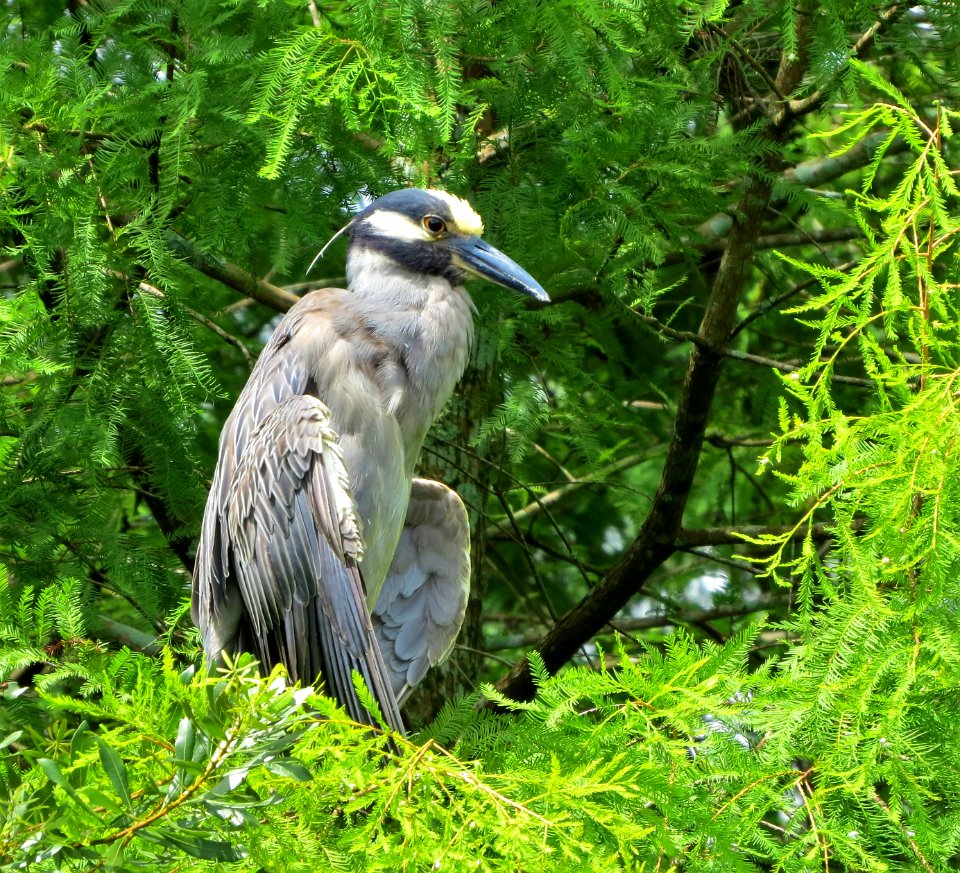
[{"x1": 192, "y1": 188, "x2": 548, "y2": 733}]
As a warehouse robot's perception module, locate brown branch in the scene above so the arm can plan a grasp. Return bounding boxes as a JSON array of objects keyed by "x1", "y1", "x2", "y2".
[
  {"x1": 675, "y1": 522, "x2": 836, "y2": 548},
  {"x1": 493, "y1": 6, "x2": 859, "y2": 701},
  {"x1": 723, "y1": 348, "x2": 874, "y2": 387},
  {"x1": 2, "y1": 372, "x2": 38, "y2": 386},
  {"x1": 495, "y1": 173, "x2": 777, "y2": 700},
  {"x1": 785, "y1": 5, "x2": 905, "y2": 122},
  {"x1": 737, "y1": 226, "x2": 863, "y2": 252},
  {"x1": 137, "y1": 281, "x2": 254, "y2": 367},
  {"x1": 692, "y1": 130, "x2": 907, "y2": 246},
  {"x1": 782, "y1": 132, "x2": 907, "y2": 189},
  {"x1": 127, "y1": 446, "x2": 195, "y2": 574},
  {"x1": 487, "y1": 597, "x2": 790, "y2": 652},
  {"x1": 731, "y1": 260, "x2": 858, "y2": 339},
  {"x1": 635, "y1": 310, "x2": 875, "y2": 387},
  {"x1": 681, "y1": 546, "x2": 762, "y2": 576},
  {"x1": 502, "y1": 533, "x2": 605, "y2": 576},
  {"x1": 164, "y1": 231, "x2": 299, "y2": 313},
  {"x1": 483, "y1": 451, "x2": 652, "y2": 536},
  {"x1": 705, "y1": 431, "x2": 776, "y2": 448}
]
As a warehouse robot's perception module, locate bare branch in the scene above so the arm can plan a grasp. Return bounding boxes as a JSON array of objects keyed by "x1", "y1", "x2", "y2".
[
  {"x1": 138, "y1": 282, "x2": 254, "y2": 367},
  {"x1": 692, "y1": 130, "x2": 907, "y2": 246},
  {"x1": 484, "y1": 451, "x2": 653, "y2": 536},
  {"x1": 705, "y1": 431, "x2": 776, "y2": 448},
  {"x1": 164, "y1": 231, "x2": 299, "y2": 313},
  {"x1": 488, "y1": 597, "x2": 790, "y2": 652},
  {"x1": 785, "y1": 5, "x2": 905, "y2": 121},
  {"x1": 681, "y1": 546, "x2": 762, "y2": 576},
  {"x1": 675, "y1": 522, "x2": 836, "y2": 548},
  {"x1": 782, "y1": 132, "x2": 907, "y2": 189},
  {"x1": 731, "y1": 260, "x2": 858, "y2": 339},
  {"x1": 281, "y1": 277, "x2": 347, "y2": 295},
  {"x1": 635, "y1": 310, "x2": 875, "y2": 387},
  {"x1": 492, "y1": 4, "x2": 891, "y2": 700},
  {"x1": 740, "y1": 226, "x2": 863, "y2": 252},
  {"x1": 723, "y1": 348, "x2": 874, "y2": 387},
  {"x1": 496, "y1": 167, "x2": 778, "y2": 701}
]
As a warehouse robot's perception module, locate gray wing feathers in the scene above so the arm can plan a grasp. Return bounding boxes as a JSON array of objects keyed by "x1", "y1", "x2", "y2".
[
  {"x1": 372, "y1": 478, "x2": 470, "y2": 703},
  {"x1": 192, "y1": 319, "x2": 314, "y2": 654},
  {"x1": 224, "y1": 394, "x2": 404, "y2": 732}
]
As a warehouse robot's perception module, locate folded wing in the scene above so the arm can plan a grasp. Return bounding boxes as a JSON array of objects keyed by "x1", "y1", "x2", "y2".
[
  {"x1": 372, "y1": 478, "x2": 470, "y2": 704},
  {"x1": 222, "y1": 394, "x2": 404, "y2": 733}
]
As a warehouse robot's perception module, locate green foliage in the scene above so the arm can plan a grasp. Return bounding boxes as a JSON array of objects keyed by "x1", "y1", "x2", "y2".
[
  {"x1": 4, "y1": 0, "x2": 960, "y2": 869},
  {"x1": 6, "y1": 632, "x2": 960, "y2": 869},
  {"x1": 749, "y1": 70, "x2": 960, "y2": 608}
]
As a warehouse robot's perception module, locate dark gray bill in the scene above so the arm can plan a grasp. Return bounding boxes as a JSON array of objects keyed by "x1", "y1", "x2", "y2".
[{"x1": 448, "y1": 236, "x2": 549, "y2": 302}]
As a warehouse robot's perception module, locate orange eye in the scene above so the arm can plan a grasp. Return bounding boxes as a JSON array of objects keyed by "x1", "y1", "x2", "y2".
[{"x1": 422, "y1": 215, "x2": 447, "y2": 235}]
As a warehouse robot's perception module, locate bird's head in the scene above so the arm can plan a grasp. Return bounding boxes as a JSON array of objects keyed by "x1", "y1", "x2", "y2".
[{"x1": 340, "y1": 188, "x2": 549, "y2": 302}]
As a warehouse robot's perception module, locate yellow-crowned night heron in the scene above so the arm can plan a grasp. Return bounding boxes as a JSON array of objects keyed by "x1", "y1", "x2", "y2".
[{"x1": 192, "y1": 189, "x2": 548, "y2": 732}]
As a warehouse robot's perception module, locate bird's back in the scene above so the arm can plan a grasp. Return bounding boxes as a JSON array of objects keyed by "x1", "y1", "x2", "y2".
[
  {"x1": 192, "y1": 186, "x2": 545, "y2": 730},
  {"x1": 194, "y1": 276, "x2": 474, "y2": 665}
]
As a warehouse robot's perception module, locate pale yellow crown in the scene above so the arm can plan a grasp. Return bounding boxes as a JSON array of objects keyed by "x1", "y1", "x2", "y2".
[{"x1": 426, "y1": 189, "x2": 484, "y2": 236}]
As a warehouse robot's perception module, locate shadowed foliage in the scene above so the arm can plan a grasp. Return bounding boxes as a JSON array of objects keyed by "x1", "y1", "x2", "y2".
[{"x1": 3, "y1": 0, "x2": 960, "y2": 869}]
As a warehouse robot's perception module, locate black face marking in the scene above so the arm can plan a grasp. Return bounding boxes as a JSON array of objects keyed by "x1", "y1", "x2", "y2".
[
  {"x1": 376, "y1": 236, "x2": 455, "y2": 277},
  {"x1": 347, "y1": 191, "x2": 473, "y2": 282},
  {"x1": 349, "y1": 225, "x2": 463, "y2": 281}
]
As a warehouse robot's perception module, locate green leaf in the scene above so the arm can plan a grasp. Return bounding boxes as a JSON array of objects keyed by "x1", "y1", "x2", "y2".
[
  {"x1": 173, "y1": 716, "x2": 195, "y2": 763},
  {"x1": 96, "y1": 736, "x2": 133, "y2": 811},
  {"x1": 0, "y1": 730, "x2": 23, "y2": 749},
  {"x1": 38, "y1": 758, "x2": 100, "y2": 819},
  {"x1": 69, "y1": 720, "x2": 91, "y2": 762},
  {"x1": 138, "y1": 826, "x2": 241, "y2": 861},
  {"x1": 264, "y1": 758, "x2": 313, "y2": 782},
  {"x1": 211, "y1": 766, "x2": 251, "y2": 795}
]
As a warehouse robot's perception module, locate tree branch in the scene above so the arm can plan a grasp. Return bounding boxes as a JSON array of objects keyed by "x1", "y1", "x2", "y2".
[
  {"x1": 731, "y1": 226, "x2": 863, "y2": 252},
  {"x1": 496, "y1": 172, "x2": 777, "y2": 700},
  {"x1": 493, "y1": 6, "x2": 844, "y2": 701},
  {"x1": 731, "y1": 260, "x2": 858, "y2": 339},
  {"x1": 785, "y1": 5, "x2": 905, "y2": 121},
  {"x1": 674, "y1": 522, "x2": 835, "y2": 548},
  {"x1": 164, "y1": 231, "x2": 299, "y2": 313},
  {"x1": 692, "y1": 130, "x2": 907, "y2": 246},
  {"x1": 487, "y1": 597, "x2": 790, "y2": 652},
  {"x1": 137, "y1": 281, "x2": 254, "y2": 367},
  {"x1": 483, "y1": 451, "x2": 652, "y2": 536},
  {"x1": 635, "y1": 310, "x2": 875, "y2": 387},
  {"x1": 723, "y1": 348, "x2": 874, "y2": 387}
]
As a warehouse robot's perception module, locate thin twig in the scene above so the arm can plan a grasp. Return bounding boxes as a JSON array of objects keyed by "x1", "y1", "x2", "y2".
[
  {"x1": 785, "y1": 4, "x2": 904, "y2": 122},
  {"x1": 492, "y1": 451, "x2": 651, "y2": 532},
  {"x1": 731, "y1": 261, "x2": 857, "y2": 338},
  {"x1": 635, "y1": 309, "x2": 875, "y2": 387},
  {"x1": 675, "y1": 521, "x2": 840, "y2": 548},
  {"x1": 138, "y1": 282, "x2": 255, "y2": 367}
]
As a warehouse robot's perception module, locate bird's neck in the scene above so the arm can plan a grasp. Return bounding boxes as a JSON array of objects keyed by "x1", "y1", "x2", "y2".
[{"x1": 346, "y1": 247, "x2": 476, "y2": 458}]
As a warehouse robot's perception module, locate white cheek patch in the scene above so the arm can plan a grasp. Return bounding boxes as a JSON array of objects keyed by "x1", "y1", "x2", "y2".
[
  {"x1": 364, "y1": 209, "x2": 433, "y2": 242},
  {"x1": 425, "y1": 190, "x2": 484, "y2": 236}
]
